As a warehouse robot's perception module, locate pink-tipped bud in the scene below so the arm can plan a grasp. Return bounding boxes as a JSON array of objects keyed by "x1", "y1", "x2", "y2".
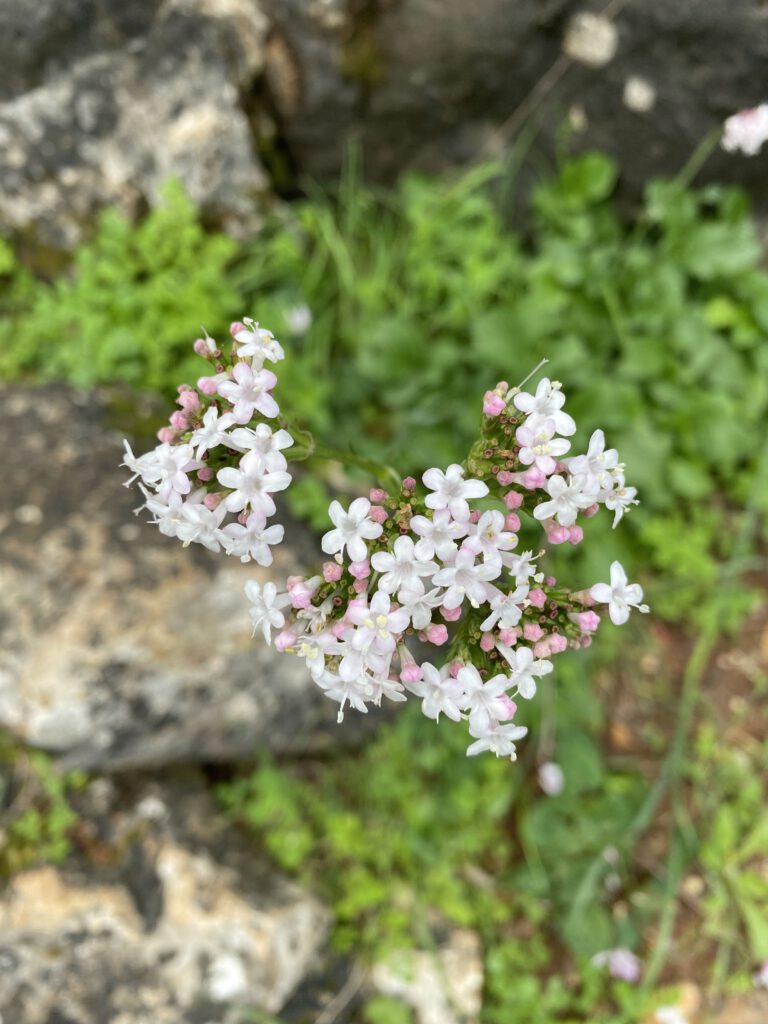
[
  {"x1": 498, "y1": 696, "x2": 517, "y2": 721},
  {"x1": 497, "y1": 471, "x2": 514, "y2": 486},
  {"x1": 584, "y1": 503, "x2": 600, "y2": 519},
  {"x1": 402, "y1": 476, "x2": 416, "y2": 492},
  {"x1": 469, "y1": 510, "x2": 481, "y2": 524},
  {"x1": 483, "y1": 390, "x2": 507, "y2": 416},
  {"x1": 203, "y1": 493, "x2": 222, "y2": 510},
  {"x1": 349, "y1": 559, "x2": 370, "y2": 580},
  {"x1": 441, "y1": 606, "x2": 462, "y2": 622},
  {"x1": 330, "y1": 620, "x2": 347, "y2": 638},
  {"x1": 178, "y1": 390, "x2": 201, "y2": 413},
  {"x1": 230, "y1": 321, "x2": 247, "y2": 337},
  {"x1": 505, "y1": 512, "x2": 521, "y2": 532},
  {"x1": 480, "y1": 632, "x2": 496, "y2": 652},
  {"x1": 400, "y1": 663, "x2": 423, "y2": 684},
  {"x1": 523, "y1": 623, "x2": 544, "y2": 642},
  {"x1": 549, "y1": 634, "x2": 568, "y2": 654},
  {"x1": 545, "y1": 575, "x2": 557, "y2": 587},
  {"x1": 286, "y1": 576, "x2": 303, "y2": 590},
  {"x1": 576, "y1": 610, "x2": 600, "y2": 633},
  {"x1": 568, "y1": 526, "x2": 583, "y2": 545},
  {"x1": 499, "y1": 627, "x2": 519, "y2": 646},
  {"x1": 193, "y1": 338, "x2": 212, "y2": 357},
  {"x1": 582, "y1": 635, "x2": 593, "y2": 648},
  {"x1": 368, "y1": 505, "x2": 389, "y2": 524},
  {"x1": 198, "y1": 376, "x2": 219, "y2": 396},
  {"x1": 323, "y1": 562, "x2": 343, "y2": 583},
  {"x1": 370, "y1": 487, "x2": 388, "y2": 502},
  {"x1": 156, "y1": 427, "x2": 176, "y2": 443},
  {"x1": 534, "y1": 639, "x2": 552, "y2": 658},
  {"x1": 522, "y1": 467, "x2": 546, "y2": 490},
  {"x1": 274, "y1": 629, "x2": 297, "y2": 652},
  {"x1": 197, "y1": 467, "x2": 213, "y2": 482},
  {"x1": 548, "y1": 525, "x2": 570, "y2": 545},
  {"x1": 528, "y1": 588, "x2": 546, "y2": 609},
  {"x1": 353, "y1": 578, "x2": 368, "y2": 593},
  {"x1": 291, "y1": 591, "x2": 312, "y2": 610},
  {"x1": 450, "y1": 660, "x2": 463, "y2": 678},
  {"x1": 425, "y1": 623, "x2": 449, "y2": 646},
  {"x1": 169, "y1": 410, "x2": 188, "y2": 430},
  {"x1": 503, "y1": 490, "x2": 524, "y2": 510}
]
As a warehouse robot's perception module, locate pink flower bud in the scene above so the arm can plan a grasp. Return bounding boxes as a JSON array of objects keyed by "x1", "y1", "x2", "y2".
[
  {"x1": 400, "y1": 663, "x2": 423, "y2": 684},
  {"x1": 198, "y1": 376, "x2": 219, "y2": 396},
  {"x1": 237, "y1": 511, "x2": 248, "y2": 524},
  {"x1": 503, "y1": 490, "x2": 524, "y2": 510},
  {"x1": 178, "y1": 390, "x2": 201, "y2": 413},
  {"x1": 323, "y1": 562, "x2": 343, "y2": 582},
  {"x1": 584, "y1": 503, "x2": 600, "y2": 518},
  {"x1": 286, "y1": 576, "x2": 303, "y2": 590},
  {"x1": 497, "y1": 471, "x2": 514, "y2": 486},
  {"x1": 582, "y1": 635, "x2": 593, "y2": 647},
  {"x1": 203, "y1": 493, "x2": 222, "y2": 510},
  {"x1": 169, "y1": 410, "x2": 188, "y2": 430},
  {"x1": 524, "y1": 623, "x2": 544, "y2": 641},
  {"x1": 528, "y1": 588, "x2": 546, "y2": 609},
  {"x1": 330, "y1": 620, "x2": 347, "y2": 638},
  {"x1": 425, "y1": 623, "x2": 449, "y2": 646},
  {"x1": 402, "y1": 476, "x2": 416, "y2": 491},
  {"x1": 369, "y1": 488, "x2": 388, "y2": 502},
  {"x1": 504, "y1": 512, "x2": 521, "y2": 532},
  {"x1": 368, "y1": 505, "x2": 388, "y2": 524},
  {"x1": 498, "y1": 696, "x2": 517, "y2": 721},
  {"x1": 449, "y1": 660, "x2": 463, "y2": 678},
  {"x1": 274, "y1": 629, "x2": 297, "y2": 652},
  {"x1": 533, "y1": 640, "x2": 552, "y2": 658},
  {"x1": 349, "y1": 559, "x2": 370, "y2": 580},
  {"x1": 480, "y1": 632, "x2": 496, "y2": 652},
  {"x1": 230, "y1": 321, "x2": 247, "y2": 337},
  {"x1": 197, "y1": 467, "x2": 213, "y2": 482},
  {"x1": 499, "y1": 627, "x2": 519, "y2": 646},
  {"x1": 576, "y1": 610, "x2": 601, "y2": 632},
  {"x1": 483, "y1": 391, "x2": 507, "y2": 416},
  {"x1": 441, "y1": 606, "x2": 462, "y2": 622},
  {"x1": 548, "y1": 525, "x2": 570, "y2": 545},
  {"x1": 568, "y1": 526, "x2": 583, "y2": 545},
  {"x1": 522, "y1": 467, "x2": 546, "y2": 490},
  {"x1": 353, "y1": 578, "x2": 368, "y2": 593},
  {"x1": 291, "y1": 591, "x2": 312, "y2": 609},
  {"x1": 545, "y1": 576, "x2": 557, "y2": 587},
  {"x1": 468, "y1": 510, "x2": 481, "y2": 524},
  {"x1": 156, "y1": 427, "x2": 176, "y2": 443},
  {"x1": 549, "y1": 634, "x2": 568, "y2": 654},
  {"x1": 193, "y1": 338, "x2": 212, "y2": 357}
]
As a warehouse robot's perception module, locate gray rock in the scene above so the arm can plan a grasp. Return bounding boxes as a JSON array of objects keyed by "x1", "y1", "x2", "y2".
[
  {"x1": 0, "y1": 385, "x2": 376, "y2": 770},
  {"x1": 0, "y1": 772, "x2": 331, "y2": 1023},
  {"x1": 0, "y1": 0, "x2": 268, "y2": 248}
]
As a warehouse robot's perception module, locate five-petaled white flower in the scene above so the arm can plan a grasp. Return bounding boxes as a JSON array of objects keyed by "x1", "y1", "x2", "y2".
[
  {"x1": 405, "y1": 662, "x2": 465, "y2": 722},
  {"x1": 218, "y1": 362, "x2": 279, "y2": 423},
  {"x1": 228, "y1": 423, "x2": 294, "y2": 472},
  {"x1": 234, "y1": 320, "x2": 285, "y2": 364},
  {"x1": 496, "y1": 644, "x2": 553, "y2": 699},
  {"x1": 603, "y1": 471, "x2": 639, "y2": 528},
  {"x1": 422, "y1": 464, "x2": 489, "y2": 522},
  {"x1": 223, "y1": 512, "x2": 285, "y2": 564},
  {"x1": 480, "y1": 583, "x2": 530, "y2": 631},
  {"x1": 371, "y1": 536, "x2": 437, "y2": 594},
  {"x1": 397, "y1": 582, "x2": 445, "y2": 630},
  {"x1": 191, "y1": 407, "x2": 235, "y2": 459},
  {"x1": 410, "y1": 509, "x2": 468, "y2": 560},
  {"x1": 463, "y1": 510, "x2": 518, "y2": 563},
  {"x1": 321, "y1": 497, "x2": 383, "y2": 563},
  {"x1": 513, "y1": 377, "x2": 576, "y2": 436},
  {"x1": 217, "y1": 450, "x2": 292, "y2": 516},
  {"x1": 515, "y1": 418, "x2": 571, "y2": 475},
  {"x1": 431, "y1": 548, "x2": 502, "y2": 609},
  {"x1": 466, "y1": 720, "x2": 528, "y2": 759},
  {"x1": 564, "y1": 429, "x2": 618, "y2": 491},
  {"x1": 457, "y1": 666, "x2": 513, "y2": 732},
  {"x1": 245, "y1": 579, "x2": 291, "y2": 643},
  {"x1": 533, "y1": 474, "x2": 595, "y2": 527},
  {"x1": 590, "y1": 560, "x2": 649, "y2": 625}
]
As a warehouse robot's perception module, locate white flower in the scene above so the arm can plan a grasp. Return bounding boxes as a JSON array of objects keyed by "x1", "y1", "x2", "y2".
[
  {"x1": 227, "y1": 423, "x2": 294, "y2": 471},
  {"x1": 366, "y1": 674, "x2": 407, "y2": 707},
  {"x1": 603, "y1": 472, "x2": 639, "y2": 528},
  {"x1": 722, "y1": 104, "x2": 768, "y2": 157},
  {"x1": 397, "y1": 582, "x2": 445, "y2": 630},
  {"x1": 538, "y1": 762, "x2": 565, "y2": 796},
  {"x1": 141, "y1": 488, "x2": 186, "y2": 538},
  {"x1": 315, "y1": 671, "x2": 370, "y2": 720},
  {"x1": 502, "y1": 550, "x2": 538, "y2": 585},
  {"x1": 479, "y1": 583, "x2": 530, "y2": 631},
  {"x1": 654, "y1": 1009, "x2": 688, "y2": 1024},
  {"x1": 515, "y1": 418, "x2": 571, "y2": 475},
  {"x1": 563, "y1": 429, "x2": 618, "y2": 490},
  {"x1": 371, "y1": 536, "x2": 437, "y2": 594},
  {"x1": 217, "y1": 450, "x2": 292, "y2": 516},
  {"x1": 753, "y1": 960, "x2": 768, "y2": 989},
  {"x1": 422, "y1": 464, "x2": 489, "y2": 522},
  {"x1": 244, "y1": 580, "x2": 291, "y2": 643},
  {"x1": 463, "y1": 510, "x2": 518, "y2": 563},
  {"x1": 234, "y1": 319, "x2": 285, "y2": 364},
  {"x1": 294, "y1": 631, "x2": 341, "y2": 678},
  {"x1": 431, "y1": 548, "x2": 502, "y2": 610},
  {"x1": 496, "y1": 644, "x2": 553, "y2": 699},
  {"x1": 191, "y1": 407, "x2": 235, "y2": 459},
  {"x1": 176, "y1": 495, "x2": 229, "y2": 552},
  {"x1": 590, "y1": 560, "x2": 649, "y2": 625},
  {"x1": 346, "y1": 591, "x2": 410, "y2": 658},
  {"x1": 122, "y1": 440, "x2": 164, "y2": 486},
  {"x1": 457, "y1": 666, "x2": 512, "y2": 732},
  {"x1": 321, "y1": 497, "x2": 383, "y2": 563},
  {"x1": 223, "y1": 513, "x2": 285, "y2": 564},
  {"x1": 512, "y1": 377, "x2": 576, "y2": 436},
  {"x1": 466, "y1": 720, "x2": 528, "y2": 759},
  {"x1": 217, "y1": 362, "x2": 279, "y2": 423},
  {"x1": 409, "y1": 509, "x2": 468, "y2": 560},
  {"x1": 284, "y1": 304, "x2": 312, "y2": 335},
  {"x1": 591, "y1": 948, "x2": 641, "y2": 983},
  {"x1": 533, "y1": 474, "x2": 595, "y2": 527},
  {"x1": 405, "y1": 662, "x2": 465, "y2": 722}
]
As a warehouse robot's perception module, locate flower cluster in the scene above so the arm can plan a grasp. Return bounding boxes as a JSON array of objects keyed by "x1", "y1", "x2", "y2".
[
  {"x1": 124, "y1": 321, "x2": 649, "y2": 760},
  {"x1": 122, "y1": 319, "x2": 293, "y2": 564},
  {"x1": 722, "y1": 103, "x2": 768, "y2": 157}
]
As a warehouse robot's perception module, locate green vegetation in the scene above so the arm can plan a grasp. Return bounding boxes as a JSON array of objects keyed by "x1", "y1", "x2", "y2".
[{"x1": 1, "y1": 149, "x2": 768, "y2": 1020}]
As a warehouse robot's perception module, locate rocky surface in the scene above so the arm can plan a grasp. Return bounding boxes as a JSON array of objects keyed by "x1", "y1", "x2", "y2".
[
  {"x1": 0, "y1": 384, "x2": 378, "y2": 770},
  {"x1": 0, "y1": 771, "x2": 331, "y2": 1023},
  {"x1": 3, "y1": 0, "x2": 768, "y2": 247}
]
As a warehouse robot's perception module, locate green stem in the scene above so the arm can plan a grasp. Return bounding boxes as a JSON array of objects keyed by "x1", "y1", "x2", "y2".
[
  {"x1": 288, "y1": 431, "x2": 403, "y2": 493},
  {"x1": 673, "y1": 128, "x2": 722, "y2": 191}
]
